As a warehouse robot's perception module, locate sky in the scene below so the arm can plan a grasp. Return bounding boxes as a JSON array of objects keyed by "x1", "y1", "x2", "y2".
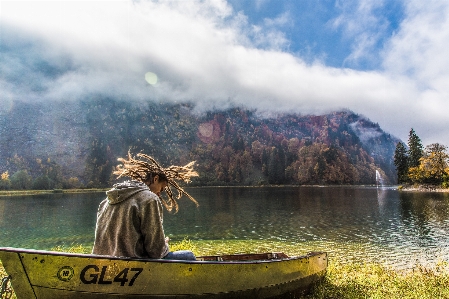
[{"x1": 1, "y1": 0, "x2": 448, "y2": 147}]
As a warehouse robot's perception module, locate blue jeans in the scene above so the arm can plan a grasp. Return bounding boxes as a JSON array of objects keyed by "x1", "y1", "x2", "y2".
[{"x1": 163, "y1": 250, "x2": 196, "y2": 261}]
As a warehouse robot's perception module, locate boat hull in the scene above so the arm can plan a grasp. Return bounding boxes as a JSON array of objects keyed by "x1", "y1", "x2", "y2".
[{"x1": 0, "y1": 248, "x2": 327, "y2": 298}]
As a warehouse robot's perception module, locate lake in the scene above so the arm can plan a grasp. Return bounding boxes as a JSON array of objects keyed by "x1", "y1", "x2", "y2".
[{"x1": 0, "y1": 186, "x2": 448, "y2": 270}]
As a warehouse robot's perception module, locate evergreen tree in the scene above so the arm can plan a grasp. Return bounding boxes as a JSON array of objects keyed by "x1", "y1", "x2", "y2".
[
  {"x1": 394, "y1": 142, "x2": 408, "y2": 183},
  {"x1": 277, "y1": 145, "x2": 286, "y2": 183},
  {"x1": 268, "y1": 147, "x2": 279, "y2": 184},
  {"x1": 268, "y1": 146, "x2": 286, "y2": 184},
  {"x1": 407, "y1": 128, "x2": 423, "y2": 169}
]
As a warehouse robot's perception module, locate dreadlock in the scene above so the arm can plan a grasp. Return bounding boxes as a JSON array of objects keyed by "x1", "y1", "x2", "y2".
[{"x1": 113, "y1": 151, "x2": 199, "y2": 213}]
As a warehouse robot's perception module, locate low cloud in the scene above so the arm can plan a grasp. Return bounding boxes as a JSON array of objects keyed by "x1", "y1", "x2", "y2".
[
  {"x1": 349, "y1": 121, "x2": 382, "y2": 143},
  {"x1": 1, "y1": 0, "x2": 448, "y2": 146}
]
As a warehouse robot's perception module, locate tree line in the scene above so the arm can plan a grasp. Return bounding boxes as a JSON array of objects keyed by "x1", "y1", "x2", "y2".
[
  {"x1": 0, "y1": 101, "x2": 398, "y2": 190},
  {"x1": 394, "y1": 129, "x2": 449, "y2": 188},
  {"x1": 0, "y1": 155, "x2": 83, "y2": 190},
  {"x1": 190, "y1": 111, "x2": 390, "y2": 186}
]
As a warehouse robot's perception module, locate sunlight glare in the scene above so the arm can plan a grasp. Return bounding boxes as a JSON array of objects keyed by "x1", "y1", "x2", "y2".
[{"x1": 145, "y1": 72, "x2": 158, "y2": 85}]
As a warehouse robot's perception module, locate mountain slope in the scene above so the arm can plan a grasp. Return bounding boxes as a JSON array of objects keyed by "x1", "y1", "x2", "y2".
[{"x1": 0, "y1": 99, "x2": 398, "y2": 188}]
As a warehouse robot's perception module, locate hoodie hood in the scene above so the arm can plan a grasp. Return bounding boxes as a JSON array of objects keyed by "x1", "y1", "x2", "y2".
[{"x1": 106, "y1": 180, "x2": 150, "y2": 205}]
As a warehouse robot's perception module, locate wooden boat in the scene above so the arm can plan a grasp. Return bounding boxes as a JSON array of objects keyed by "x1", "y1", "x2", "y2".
[{"x1": 0, "y1": 247, "x2": 327, "y2": 298}]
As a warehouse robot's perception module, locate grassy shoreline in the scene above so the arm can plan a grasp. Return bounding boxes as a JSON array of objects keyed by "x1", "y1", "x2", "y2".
[
  {"x1": 1, "y1": 240, "x2": 448, "y2": 298},
  {"x1": 0, "y1": 188, "x2": 109, "y2": 197}
]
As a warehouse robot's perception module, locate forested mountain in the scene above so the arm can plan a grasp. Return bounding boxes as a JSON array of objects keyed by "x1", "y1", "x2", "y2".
[{"x1": 0, "y1": 99, "x2": 399, "y2": 189}]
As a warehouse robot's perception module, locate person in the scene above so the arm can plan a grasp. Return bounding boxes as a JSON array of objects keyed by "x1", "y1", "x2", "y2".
[{"x1": 92, "y1": 151, "x2": 198, "y2": 260}]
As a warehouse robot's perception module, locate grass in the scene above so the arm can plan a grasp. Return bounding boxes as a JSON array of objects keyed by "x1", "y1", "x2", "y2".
[
  {"x1": 1, "y1": 240, "x2": 448, "y2": 299},
  {"x1": 308, "y1": 260, "x2": 449, "y2": 299},
  {"x1": 0, "y1": 188, "x2": 108, "y2": 197}
]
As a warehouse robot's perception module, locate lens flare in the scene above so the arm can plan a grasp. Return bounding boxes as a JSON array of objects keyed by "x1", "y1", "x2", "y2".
[{"x1": 145, "y1": 72, "x2": 158, "y2": 85}]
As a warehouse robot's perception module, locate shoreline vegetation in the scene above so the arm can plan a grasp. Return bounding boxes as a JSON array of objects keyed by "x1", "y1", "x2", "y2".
[
  {"x1": 1, "y1": 184, "x2": 449, "y2": 197},
  {"x1": 1, "y1": 240, "x2": 448, "y2": 299},
  {"x1": 394, "y1": 129, "x2": 449, "y2": 191},
  {"x1": 399, "y1": 184, "x2": 449, "y2": 193},
  {"x1": 0, "y1": 188, "x2": 109, "y2": 197}
]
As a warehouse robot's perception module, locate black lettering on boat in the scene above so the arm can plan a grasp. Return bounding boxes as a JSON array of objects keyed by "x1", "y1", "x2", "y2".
[
  {"x1": 98, "y1": 266, "x2": 113, "y2": 284},
  {"x1": 80, "y1": 265, "x2": 99, "y2": 284},
  {"x1": 129, "y1": 268, "x2": 143, "y2": 286},
  {"x1": 113, "y1": 268, "x2": 129, "y2": 286},
  {"x1": 80, "y1": 265, "x2": 143, "y2": 286}
]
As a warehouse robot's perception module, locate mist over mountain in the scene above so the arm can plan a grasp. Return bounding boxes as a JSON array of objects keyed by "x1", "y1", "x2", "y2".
[{"x1": 0, "y1": 99, "x2": 399, "y2": 189}]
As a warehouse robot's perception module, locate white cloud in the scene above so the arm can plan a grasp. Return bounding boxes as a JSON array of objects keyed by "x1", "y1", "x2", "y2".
[
  {"x1": 0, "y1": 0, "x2": 448, "y2": 146},
  {"x1": 254, "y1": 0, "x2": 269, "y2": 11},
  {"x1": 331, "y1": 0, "x2": 389, "y2": 67},
  {"x1": 382, "y1": 0, "x2": 449, "y2": 145}
]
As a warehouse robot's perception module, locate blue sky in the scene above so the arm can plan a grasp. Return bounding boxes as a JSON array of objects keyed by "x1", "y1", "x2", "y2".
[
  {"x1": 228, "y1": 0, "x2": 404, "y2": 69},
  {"x1": 1, "y1": 0, "x2": 448, "y2": 146}
]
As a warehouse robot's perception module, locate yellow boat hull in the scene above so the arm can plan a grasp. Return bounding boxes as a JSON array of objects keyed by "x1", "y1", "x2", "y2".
[{"x1": 0, "y1": 247, "x2": 327, "y2": 298}]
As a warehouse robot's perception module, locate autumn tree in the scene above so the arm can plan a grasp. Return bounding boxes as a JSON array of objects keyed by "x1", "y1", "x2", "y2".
[
  {"x1": 66, "y1": 177, "x2": 82, "y2": 189},
  {"x1": 251, "y1": 140, "x2": 263, "y2": 163},
  {"x1": 394, "y1": 141, "x2": 408, "y2": 183},
  {"x1": 0, "y1": 171, "x2": 11, "y2": 190},
  {"x1": 409, "y1": 143, "x2": 449, "y2": 185},
  {"x1": 286, "y1": 137, "x2": 300, "y2": 165}
]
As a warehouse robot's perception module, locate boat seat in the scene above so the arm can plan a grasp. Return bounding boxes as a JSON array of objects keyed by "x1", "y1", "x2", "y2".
[{"x1": 197, "y1": 252, "x2": 289, "y2": 261}]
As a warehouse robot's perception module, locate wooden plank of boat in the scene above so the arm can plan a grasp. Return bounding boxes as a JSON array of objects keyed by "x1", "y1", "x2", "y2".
[{"x1": 0, "y1": 247, "x2": 327, "y2": 298}]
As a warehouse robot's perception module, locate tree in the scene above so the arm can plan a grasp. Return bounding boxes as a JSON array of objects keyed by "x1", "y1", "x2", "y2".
[
  {"x1": 407, "y1": 129, "x2": 423, "y2": 168},
  {"x1": 10, "y1": 170, "x2": 33, "y2": 190},
  {"x1": 408, "y1": 143, "x2": 449, "y2": 185},
  {"x1": 426, "y1": 143, "x2": 448, "y2": 179},
  {"x1": 268, "y1": 146, "x2": 286, "y2": 184},
  {"x1": 422, "y1": 143, "x2": 447, "y2": 184},
  {"x1": 394, "y1": 142, "x2": 408, "y2": 183},
  {"x1": 261, "y1": 148, "x2": 269, "y2": 177},
  {"x1": 66, "y1": 177, "x2": 82, "y2": 189},
  {"x1": 32, "y1": 175, "x2": 54, "y2": 190},
  {"x1": 0, "y1": 171, "x2": 11, "y2": 190},
  {"x1": 84, "y1": 139, "x2": 114, "y2": 187}
]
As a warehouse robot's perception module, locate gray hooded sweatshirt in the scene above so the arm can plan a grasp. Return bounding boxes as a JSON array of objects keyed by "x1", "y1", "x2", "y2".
[{"x1": 92, "y1": 180, "x2": 170, "y2": 259}]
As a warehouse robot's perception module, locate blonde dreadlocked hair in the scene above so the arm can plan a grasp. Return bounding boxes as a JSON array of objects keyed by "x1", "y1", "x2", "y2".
[{"x1": 114, "y1": 151, "x2": 199, "y2": 213}]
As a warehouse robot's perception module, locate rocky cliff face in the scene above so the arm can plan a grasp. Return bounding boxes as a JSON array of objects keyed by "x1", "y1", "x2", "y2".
[{"x1": 0, "y1": 99, "x2": 399, "y2": 187}]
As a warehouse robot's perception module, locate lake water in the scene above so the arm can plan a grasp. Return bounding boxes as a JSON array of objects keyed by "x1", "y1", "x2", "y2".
[{"x1": 1, "y1": 186, "x2": 448, "y2": 270}]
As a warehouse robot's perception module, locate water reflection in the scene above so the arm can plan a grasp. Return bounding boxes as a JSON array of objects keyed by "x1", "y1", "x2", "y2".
[
  {"x1": 0, "y1": 193, "x2": 100, "y2": 248},
  {"x1": 180, "y1": 187, "x2": 388, "y2": 244},
  {"x1": 167, "y1": 187, "x2": 449, "y2": 269},
  {"x1": 0, "y1": 187, "x2": 448, "y2": 269},
  {"x1": 376, "y1": 187, "x2": 388, "y2": 214},
  {"x1": 397, "y1": 192, "x2": 449, "y2": 266}
]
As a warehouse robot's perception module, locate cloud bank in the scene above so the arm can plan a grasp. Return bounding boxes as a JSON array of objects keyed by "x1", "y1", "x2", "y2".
[{"x1": 1, "y1": 0, "x2": 448, "y2": 146}]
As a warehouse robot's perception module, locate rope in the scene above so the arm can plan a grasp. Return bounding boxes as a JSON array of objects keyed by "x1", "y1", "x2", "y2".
[{"x1": 0, "y1": 275, "x2": 12, "y2": 299}]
